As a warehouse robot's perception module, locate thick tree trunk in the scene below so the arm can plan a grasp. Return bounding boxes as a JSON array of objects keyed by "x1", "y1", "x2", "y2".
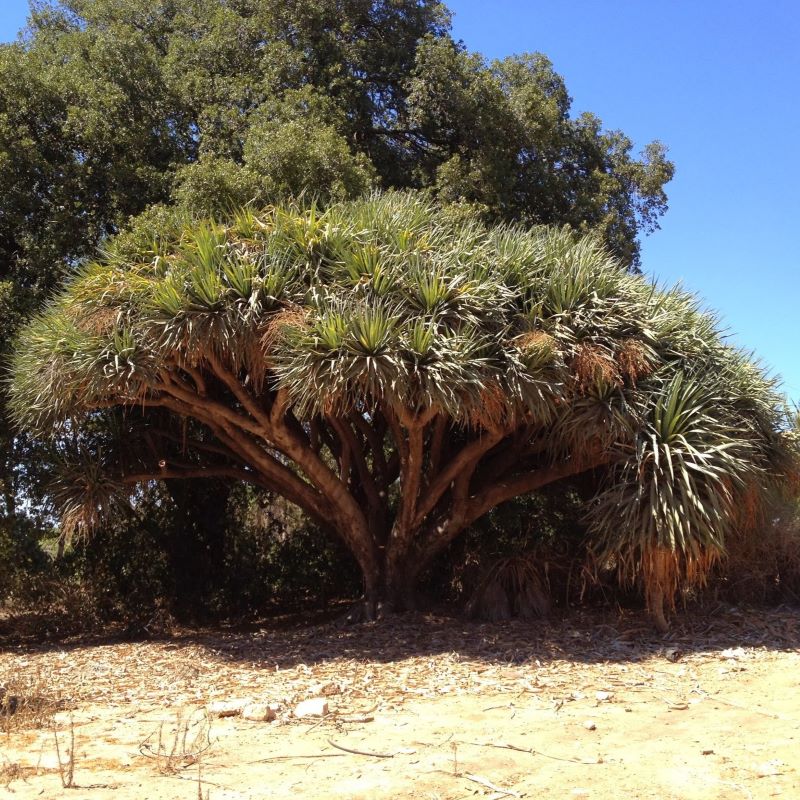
[
  {"x1": 375, "y1": 522, "x2": 459, "y2": 614},
  {"x1": 331, "y1": 446, "x2": 611, "y2": 619},
  {"x1": 384, "y1": 560, "x2": 419, "y2": 612},
  {"x1": 647, "y1": 583, "x2": 670, "y2": 634},
  {"x1": 347, "y1": 546, "x2": 420, "y2": 618},
  {"x1": 119, "y1": 363, "x2": 615, "y2": 624}
]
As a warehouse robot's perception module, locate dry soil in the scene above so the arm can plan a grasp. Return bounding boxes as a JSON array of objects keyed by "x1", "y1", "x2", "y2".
[{"x1": 1, "y1": 606, "x2": 798, "y2": 799}]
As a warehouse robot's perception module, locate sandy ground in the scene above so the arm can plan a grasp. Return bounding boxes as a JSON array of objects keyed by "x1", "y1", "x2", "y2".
[{"x1": 1, "y1": 606, "x2": 798, "y2": 799}]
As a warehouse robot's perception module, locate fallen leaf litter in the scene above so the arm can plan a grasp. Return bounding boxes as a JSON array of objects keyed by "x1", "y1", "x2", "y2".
[{"x1": 1, "y1": 606, "x2": 796, "y2": 728}]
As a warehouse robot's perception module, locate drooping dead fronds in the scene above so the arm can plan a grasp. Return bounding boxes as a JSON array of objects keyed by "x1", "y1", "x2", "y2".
[
  {"x1": 570, "y1": 342, "x2": 621, "y2": 393},
  {"x1": 49, "y1": 453, "x2": 129, "y2": 543},
  {"x1": 468, "y1": 380, "x2": 510, "y2": 431},
  {"x1": 514, "y1": 330, "x2": 558, "y2": 367},
  {"x1": 732, "y1": 481, "x2": 767, "y2": 534},
  {"x1": 260, "y1": 305, "x2": 310, "y2": 355},
  {"x1": 72, "y1": 305, "x2": 120, "y2": 337},
  {"x1": 609, "y1": 545, "x2": 720, "y2": 632},
  {"x1": 711, "y1": 497, "x2": 800, "y2": 604},
  {"x1": 466, "y1": 555, "x2": 551, "y2": 621},
  {"x1": 616, "y1": 338, "x2": 654, "y2": 384}
]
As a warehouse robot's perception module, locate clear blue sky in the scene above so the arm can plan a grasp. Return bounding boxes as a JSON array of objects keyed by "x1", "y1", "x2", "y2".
[
  {"x1": 446, "y1": 1, "x2": 800, "y2": 404},
  {"x1": 2, "y1": 1, "x2": 798, "y2": 403}
]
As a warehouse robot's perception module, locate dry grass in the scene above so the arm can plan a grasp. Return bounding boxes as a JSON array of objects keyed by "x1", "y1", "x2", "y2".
[
  {"x1": 713, "y1": 517, "x2": 800, "y2": 604},
  {"x1": 0, "y1": 611, "x2": 797, "y2": 800},
  {"x1": 53, "y1": 716, "x2": 76, "y2": 788},
  {"x1": 0, "y1": 668, "x2": 65, "y2": 734},
  {"x1": 1, "y1": 670, "x2": 71, "y2": 791},
  {"x1": 0, "y1": 758, "x2": 24, "y2": 790},
  {"x1": 139, "y1": 709, "x2": 214, "y2": 775},
  {"x1": 0, "y1": 757, "x2": 47, "y2": 792}
]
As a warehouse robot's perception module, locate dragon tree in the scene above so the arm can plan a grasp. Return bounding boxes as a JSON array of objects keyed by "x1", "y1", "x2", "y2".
[{"x1": 10, "y1": 194, "x2": 795, "y2": 628}]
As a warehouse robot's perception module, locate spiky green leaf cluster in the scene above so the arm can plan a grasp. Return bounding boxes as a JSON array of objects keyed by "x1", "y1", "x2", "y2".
[{"x1": 9, "y1": 193, "x2": 794, "y2": 563}]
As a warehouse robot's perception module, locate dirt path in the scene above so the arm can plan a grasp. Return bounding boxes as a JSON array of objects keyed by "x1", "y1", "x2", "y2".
[{"x1": 1, "y1": 607, "x2": 798, "y2": 799}]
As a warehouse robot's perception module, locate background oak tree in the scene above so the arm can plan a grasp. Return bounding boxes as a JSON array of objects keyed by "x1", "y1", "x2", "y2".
[{"x1": 0, "y1": 0, "x2": 675, "y2": 616}]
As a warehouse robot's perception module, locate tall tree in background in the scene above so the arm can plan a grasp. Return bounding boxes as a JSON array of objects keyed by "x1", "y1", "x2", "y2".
[{"x1": 0, "y1": 0, "x2": 673, "y2": 597}]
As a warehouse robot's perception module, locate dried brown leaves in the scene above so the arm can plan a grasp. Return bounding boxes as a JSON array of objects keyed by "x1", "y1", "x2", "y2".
[{"x1": 1, "y1": 608, "x2": 797, "y2": 726}]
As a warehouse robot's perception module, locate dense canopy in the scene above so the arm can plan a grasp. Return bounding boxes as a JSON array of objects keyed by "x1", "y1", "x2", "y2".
[
  {"x1": 10, "y1": 194, "x2": 794, "y2": 626},
  {"x1": 0, "y1": 0, "x2": 674, "y2": 552}
]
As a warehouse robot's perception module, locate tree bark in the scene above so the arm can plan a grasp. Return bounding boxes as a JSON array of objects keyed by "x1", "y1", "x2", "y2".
[
  {"x1": 647, "y1": 584, "x2": 669, "y2": 634},
  {"x1": 98, "y1": 357, "x2": 620, "y2": 618}
]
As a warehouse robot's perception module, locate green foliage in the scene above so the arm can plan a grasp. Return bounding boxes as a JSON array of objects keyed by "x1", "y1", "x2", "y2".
[
  {"x1": 407, "y1": 41, "x2": 674, "y2": 266},
  {"x1": 0, "y1": 0, "x2": 451, "y2": 553},
  {"x1": 0, "y1": 518, "x2": 53, "y2": 607},
  {"x1": 243, "y1": 88, "x2": 377, "y2": 202},
  {"x1": 222, "y1": 486, "x2": 360, "y2": 613},
  {"x1": 172, "y1": 157, "x2": 264, "y2": 218},
  {"x1": 61, "y1": 498, "x2": 175, "y2": 629},
  {"x1": 0, "y1": 0, "x2": 672, "y2": 306},
  {"x1": 8, "y1": 194, "x2": 795, "y2": 620},
  {"x1": 19, "y1": 1, "x2": 800, "y2": 625},
  {"x1": 436, "y1": 486, "x2": 588, "y2": 604},
  {"x1": 0, "y1": 0, "x2": 675, "y2": 590},
  {"x1": 0, "y1": 480, "x2": 359, "y2": 633}
]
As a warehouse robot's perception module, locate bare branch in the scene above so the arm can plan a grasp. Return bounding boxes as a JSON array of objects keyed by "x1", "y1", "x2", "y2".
[
  {"x1": 120, "y1": 465, "x2": 261, "y2": 486},
  {"x1": 465, "y1": 452, "x2": 610, "y2": 526},
  {"x1": 414, "y1": 428, "x2": 505, "y2": 527},
  {"x1": 329, "y1": 416, "x2": 384, "y2": 517},
  {"x1": 352, "y1": 411, "x2": 389, "y2": 492},
  {"x1": 204, "y1": 353, "x2": 275, "y2": 436}
]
